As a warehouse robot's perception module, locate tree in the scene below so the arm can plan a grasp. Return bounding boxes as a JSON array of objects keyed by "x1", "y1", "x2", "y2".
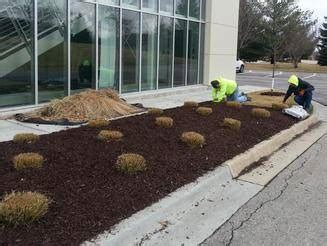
[{"x1": 318, "y1": 17, "x2": 327, "y2": 66}]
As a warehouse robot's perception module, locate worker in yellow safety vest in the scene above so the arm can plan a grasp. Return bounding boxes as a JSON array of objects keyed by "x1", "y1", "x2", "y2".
[{"x1": 211, "y1": 77, "x2": 248, "y2": 103}]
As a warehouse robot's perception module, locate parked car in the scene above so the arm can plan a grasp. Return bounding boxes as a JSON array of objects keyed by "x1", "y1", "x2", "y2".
[{"x1": 236, "y1": 59, "x2": 245, "y2": 73}]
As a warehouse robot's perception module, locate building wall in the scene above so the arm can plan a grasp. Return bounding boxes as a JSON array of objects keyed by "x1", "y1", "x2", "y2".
[{"x1": 203, "y1": 0, "x2": 239, "y2": 84}]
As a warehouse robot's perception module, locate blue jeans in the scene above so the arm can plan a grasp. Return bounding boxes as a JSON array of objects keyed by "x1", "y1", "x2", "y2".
[
  {"x1": 227, "y1": 87, "x2": 247, "y2": 103},
  {"x1": 294, "y1": 91, "x2": 312, "y2": 110}
]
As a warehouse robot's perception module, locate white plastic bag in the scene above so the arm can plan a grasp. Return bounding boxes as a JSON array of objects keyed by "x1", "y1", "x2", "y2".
[{"x1": 283, "y1": 105, "x2": 310, "y2": 120}]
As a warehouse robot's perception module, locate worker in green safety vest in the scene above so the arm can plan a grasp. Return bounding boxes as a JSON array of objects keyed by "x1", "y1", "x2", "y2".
[{"x1": 211, "y1": 77, "x2": 248, "y2": 103}]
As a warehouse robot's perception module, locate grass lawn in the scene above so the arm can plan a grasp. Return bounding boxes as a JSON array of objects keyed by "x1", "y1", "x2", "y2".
[{"x1": 246, "y1": 62, "x2": 327, "y2": 74}]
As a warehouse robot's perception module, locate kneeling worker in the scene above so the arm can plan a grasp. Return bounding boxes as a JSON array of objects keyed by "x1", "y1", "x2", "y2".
[
  {"x1": 211, "y1": 77, "x2": 248, "y2": 103},
  {"x1": 283, "y1": 75, "x2": 314, "y2": 113}
]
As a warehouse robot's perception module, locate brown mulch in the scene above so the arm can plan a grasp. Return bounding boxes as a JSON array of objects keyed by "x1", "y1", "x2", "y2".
[
  {"x1": 0, "y1": 102, "x2": 297, "y2": 245},
  {"x1": 260, "y1": 91, "x2": 286, "y2": 97}
]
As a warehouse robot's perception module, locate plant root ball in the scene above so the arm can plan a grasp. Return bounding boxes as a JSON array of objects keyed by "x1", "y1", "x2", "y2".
[
  {"x1": 88, "y1": 119, "x2": 110, "y2": 128},
  {"x1": 183, "y1": 101, "x2": 199, "y2": 108},
  {"x1": 155, "y1": 117, "x2": 174, "y2": 128},
  {"x1": 181, "y1": 132, "x2": 205, "y2": 149},
  {"x1": 98, "y1": 130, "x2": 124, "y2": 141},
  {"x1": 223, "y1": 118, "x2": 241, "y2": 131},
  {"x1": 13, "y1": 133, "x2": 39, "y2": 144},
  {"x1": 13, "y1": 153, "x2": 44, "y2": 170},
  {"x1": 251, "y1": 108, "x2": 271, "y2": 118},
  {"x1": 116, "y1": 153, "x2": 147, "y2": 174},
  {"x1": 196, "y1": 107, "x2": 213, "y2": 116},
  {"x1": 148, "y1": 108, "x2": 164, "y2": 116}
]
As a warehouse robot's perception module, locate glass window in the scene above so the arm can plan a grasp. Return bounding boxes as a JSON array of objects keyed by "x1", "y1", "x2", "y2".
[
  {"x1": 71, "y1": 0, "x2": 96, "y2": 92},
  {"x1": 122, "y1": 10, "x2": 140, "y2": 93},
  {"x1": 98, "y1": 0, "x2": 119, "y2": 5},
  {"x1": 176, "y1": 0, "x2": 188, "y2": 17},
  {"x1": 38, "y1": 0, "x2": 67, "y2": 103},
  {"x1": 141, "y1": 14, "x2": 158, "y2": 91},
  {"x1": 143, "y1": 0, "x2": 157, "y2": 12},
  {"x1": 187, "y1": 21, "x2": 199, "y2": 85},
  {"x1": 98, "y1": 6, "x2": 120, "y2": 91},
  {"x1": 174, "y1": 19, "x2": 187, "y2": 87},
  {"x1": 0, "y1": 0, "x2": 34, "y2": 107},
  {"x1": 158, "y1": 17, "x2": 173, "y2": 89},
  {"x1": 122, "y1": 0, "x2": 140, "y2": 9},
  {"x1": 160, "y1": 0, "x2": 173, "y2": 14},
  {"x1": 199, "y1": 23, "x2": 205, "y2": 84},
  {"x1": 189, "y1": 0, "x2": 200, "y2": 19},
  {"x1": 201, "y1": 0, "x2": 206, "y2": 20}
]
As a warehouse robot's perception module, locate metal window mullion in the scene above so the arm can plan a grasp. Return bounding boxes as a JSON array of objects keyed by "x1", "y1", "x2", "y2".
[
  {"x1": 156, "y1": 13, "x2": 160, "y2": 90},
  {"x1": 67, "y1": 0, "x2": 71, "y2": 96},
  {"x1": 197, "y1": 22, "x2": 201, "y2": 84},
  {"x1": 95, "y1": 3, "x2": 99, "y2": 90},
  {"x1": 171, "y1": 17, "x2": 175, "y2": 88},
  {"x1": 139, "y1": 11, "x2": 142, "y2": 92},
  {"x1": 34, "y1": 0, "x2": 38, "y2": 105},
  {"x1": 119, "y1": 7, "x2": 123, "y2": 94}
]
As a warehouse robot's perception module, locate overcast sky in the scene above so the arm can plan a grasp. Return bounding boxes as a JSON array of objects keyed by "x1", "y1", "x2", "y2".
[{"x1": 298, "y1": 0, "x2": 326, "y2": 25}]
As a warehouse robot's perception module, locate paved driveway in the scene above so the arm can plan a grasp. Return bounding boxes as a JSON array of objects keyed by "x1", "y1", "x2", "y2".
[{"x1": 237, "y1": 71, "x2": 327, "y2": 106}]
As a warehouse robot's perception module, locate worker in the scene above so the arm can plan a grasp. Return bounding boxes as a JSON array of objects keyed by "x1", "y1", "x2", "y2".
[
  {"x1": 283, "y1": 75, "x2": 314, "y2": 112},
  {"x1": 211, "y1": 77, "x2": 248, "y2": 103}
]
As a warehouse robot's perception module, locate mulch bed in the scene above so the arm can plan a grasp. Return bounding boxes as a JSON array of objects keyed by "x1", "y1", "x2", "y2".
[
  {"x1": 260, "y1": 91, "x2": 286, "y2": 97},
  {"x1": 0, "y1": 102, "x2": 297, "y2": 245}
]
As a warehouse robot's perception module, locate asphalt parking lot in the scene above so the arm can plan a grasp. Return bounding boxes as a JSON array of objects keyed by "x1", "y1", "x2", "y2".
[{"x1": 237, "y1": 70, "x2": 327, "y2": 106}]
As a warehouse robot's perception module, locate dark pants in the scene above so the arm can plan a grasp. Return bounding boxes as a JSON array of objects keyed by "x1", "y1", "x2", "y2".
[{"x1": 294, "y1": 91, "x2": 312, "y2": 110}]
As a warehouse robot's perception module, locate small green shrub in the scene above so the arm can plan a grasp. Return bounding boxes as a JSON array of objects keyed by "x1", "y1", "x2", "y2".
[
  {"x1": 251, "y1": 108, "x2": 271, "y2": 118},
  {"x1": 0, "y1": 191, "x2": 50, "y2": 226},
  {"x1": 13, "y1": 153, "x2": 44, "y2": 171},
  {"x1": 148, "y1": 108, "x2": 164, "y2": 116},
  {"x1": 155, "y1": 117, "x2": 174, "y2": 128},
  {"x1": 196, "y1": 107, "x2": 213, "y2": 116},
  {"x1": 184, "y1": 101, "x2": 199, "y2": 108},
  {"x1": 226, "y1": 101, "x2": 242, "y2": 109},
  {"x1": 223, "y1": 118, "x2": 241, "y2": 131},
  {"x1": 13, "y1": 133, "x2": 39, "y2": 144},
  {"x1": 116, "y1": 153, "x2": 147, "y2": 174},
  {"x1": 272, "y1": 103, "x2": 288, "y2": 111},
  {"x1": 98, "y1": 130, "x2": 123, "y2": 141},
  {"x1": 88, "y1": 119, "x2": 110, "y2": 128},
  {"x1": 181, "y1": 132, "x2": 205, "y2": 148}
]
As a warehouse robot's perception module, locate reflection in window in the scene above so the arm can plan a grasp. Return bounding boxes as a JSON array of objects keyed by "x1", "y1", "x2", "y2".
[
  {"x1": 122, "y1": 0, "x2": 140, "y2": 9},
  {"x1": 71, "y1": 0, "x2": 96, "y2": 92},
  {"x1": 143, "y1": 0, "x2": 157, "y2": 12},
  {"x1": 0, "y1": 0, "x2": 34, "y2": 107},
  {"x1": 142, "y1": 14, "x2": 158, "y2": 91},
  {"x1": 98, "y1": 0, "x2": 119, "y2": 5},
  {"x1": 201, "y1": 0, "x2": 206, "y2": 20},
  {"x1": 122, "y1": 10, "x2": 140, "y2": 93},
  {"x1": 98, "y1": 6, "x2": 120, "y2": 91},
  {"x1": 199, "y1": 23, "x2": 205, "y2": 84},
  {"x1": 38, "y1": 0, "x2": 66, "y2": 103},
  {"x1": 174, "y1": 19, "x2": 187, "y2": 87},
  {"x1": 189, "y1": 0, "x2": 200, "y2": 19},
  {"x1": 159, "y1": 17, "x2": 173, "y2": 89},
  {"x1": 187, "y1": 22, "x2": 199, "y2": 85},
  {"x1": 176, "y1": 0, "x2": 188, "y2": 17},
  {"x1": 160, "y1": 0, "x2": 173, "y2": 14}
]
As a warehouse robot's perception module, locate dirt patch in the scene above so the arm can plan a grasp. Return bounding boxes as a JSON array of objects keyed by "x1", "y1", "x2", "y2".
[
  {"x1": 245, "y1": 90, "x2": 295, "y2": 108},
  {"x1": 0, "y1": 102, "x2": 297, "y2": 245}
]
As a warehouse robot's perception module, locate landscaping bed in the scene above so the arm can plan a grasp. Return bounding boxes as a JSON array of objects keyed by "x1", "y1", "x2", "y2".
[{"x1": 0, "y1": 102, "x2": 297, "y2": 245}]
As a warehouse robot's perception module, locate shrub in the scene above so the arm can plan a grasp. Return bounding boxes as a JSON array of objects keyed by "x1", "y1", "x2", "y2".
[
  {"x1": 272, "y1": 103, "x2": 288, "y2": 111},
  {"x1": 88, "y1": 119, "x2": 110, "y2": 128},
  {"x1": 196, "y1": 107, "x2": 213, "y2": 116},
  {"x1": 223, "y1": 118, "x2": 241, "y2": 132},
  {"x1": 116, "y1": 153, "x2": 147, "y2": 174},
  {"x1": 181, "y1": 132, "x2": 205, "y2": 148},
  {"x1": 226, "y1": 101, "x2": 242, "y2": 109},
  {"x1": 184, "y1": 101, "x2": 199, "y2": 108},
  {"x1": 0, "y1": 191, "x2": 50, "y2": 226},
  {"x1": 13, "y1": 153, "x2": 44, "y2": 171},
  {"x1": 148, "y1": 108, "x2": 164, "y2": 116},
  {"x1": 251, "y1": 108, "x2": 271, "y2": 118},
  {"x1": 98, "y1": 130, "x2": 123, "y2": 141},
  {"x1": 155, "y1": 117, "x2": 174, "y2": 128},
  {"x1": 13, "y1": 133, "x2": 39, "y2": 144}
]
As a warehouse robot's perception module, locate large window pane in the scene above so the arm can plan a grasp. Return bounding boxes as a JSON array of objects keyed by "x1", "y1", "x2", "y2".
[
  {"x1": 142, "y1": 14, "x2": 158, "y2": 91},
  {"x1": 98, "y1": 6, "x2": 120, "y2": 91},
  {"x1": 174, "y1": 19, "x2": 187, "y2": 87},
  {"x1": 189, "y1": 0, "x2": 200, "y2": 19},
  {"x1": 71, "y1": 0, "x2": 96, "y2": 92},
  {"x1": 159, "y1": 17, "x2": 173, "y2": 89},
  {"x1": 122, "y1": 10, "x2": 140, "y2": 93},
  {"x1": 160, "y1": 0, "x2": 173, "y2": 14},
  {"x1": 201, "y1": 0, "x2": 206, "y2": 20},
  {"x1": 143, "y1": 0, "x2": 157, "y2": 12},
  {"x1": 0, "y1": 0, "x2": 34, "y2": 107},
  {"x1": 122, "y1": 0, "x2": 140, "y2": 9},
  {"x1": 38, "y1": 0, "x2": 66, "y2": 103},
  {"x1": 187, "y1": 22, "x2": 199, "y2": 85},
  {"x1": 98, "y1": 0, "x2": 119, "y2": 5},
  {"x1": 176, "y1": 0, "x2": 188, "y2": 17},
  {"x1": 199, "y1": 23, "x2": 205, "y2": 84}
]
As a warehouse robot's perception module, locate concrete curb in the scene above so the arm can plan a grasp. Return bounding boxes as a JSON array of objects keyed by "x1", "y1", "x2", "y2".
[{"x1": 224, "y1": 115, "x2": 319, "y2": 178}]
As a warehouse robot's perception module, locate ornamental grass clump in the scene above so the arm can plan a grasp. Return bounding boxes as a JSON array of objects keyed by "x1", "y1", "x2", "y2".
[
  {"x1": 196, "y1": 107, "x2": 213, "y2": 116},
  {"x1": 88, "y1": 119, "x2": 110, "y2": 128},
  {"x1": 116, "y1": 153, "x2": 147, "y2": 174},
  {"x1": 155, "y1": 117, "x2": 174, "y2": 128},
  {"x1": 226, "y1": 101, "x2": 242, "y2": 109},
  {"x1": 223, "y1": 118, "x2": 241, "y2": 132},
  {"x1": 13, "y1": 153, "x2": 44, "y2": 171},
  {"x1": 181, "y1": 132, "x2": 205, "y2": 149},
  {"x1": 183, "y1": 101, "x2": 199, "y2": 108},
  {"x1": 148, "y1": 108, "x2": 164, "y2": 116},
  {"x1": 0, "y1": 191, "x2": 50, "y2": 226},
  {"x1": 251, "y1": 108, "x2": 271, "y2": 118},
  {"x1": 98, "y1": 130, "x2": 123, "y2": 141},
  {"x1": 272, "y1": 103, "x2": 288, "y2": 111},
  {"x1": 13, "y1": 133, "x2": 39, "y2": 144}
]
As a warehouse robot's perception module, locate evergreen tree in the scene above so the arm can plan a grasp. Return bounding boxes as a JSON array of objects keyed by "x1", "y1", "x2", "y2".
[{"x1": 318, "y1": 17, "x2": 327, "y2": 66}]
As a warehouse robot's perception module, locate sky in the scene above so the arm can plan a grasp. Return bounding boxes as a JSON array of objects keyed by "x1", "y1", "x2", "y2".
[{"x1": 298, "y1": 0, "x2": 326, "y2": 25}]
